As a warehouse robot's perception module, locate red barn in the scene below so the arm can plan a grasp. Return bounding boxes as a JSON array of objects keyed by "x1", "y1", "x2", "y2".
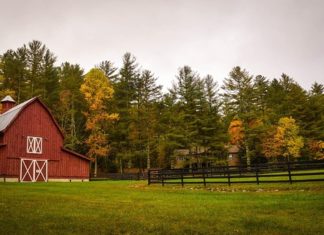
[{"x1": 0, "y1": 96, "x2": 90, "y2": 182}]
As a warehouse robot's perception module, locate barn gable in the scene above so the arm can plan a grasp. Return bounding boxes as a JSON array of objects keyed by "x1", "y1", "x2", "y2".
[
  {"x1": 0, "y1": 97, "x2": 64, "y2": 138},
  {"x1": 0, "y1": 96, "x2": 90, "y2": 182}
]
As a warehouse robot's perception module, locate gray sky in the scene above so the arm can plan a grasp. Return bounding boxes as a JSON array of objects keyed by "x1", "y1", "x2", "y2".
[{"x1": 1, "y1": 0, "x2": 324, "y2": 91}]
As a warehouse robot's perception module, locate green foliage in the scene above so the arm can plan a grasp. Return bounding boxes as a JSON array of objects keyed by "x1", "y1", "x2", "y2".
[
  {"x1": 57, "y1": 62, "x2": 86, "y2": 150},
  {"x1": 0, "y1": 40, "x2": 323, "y2": 172},
  {"x1": 1, "y1": 40, "x2": 58, "y2": 105}
]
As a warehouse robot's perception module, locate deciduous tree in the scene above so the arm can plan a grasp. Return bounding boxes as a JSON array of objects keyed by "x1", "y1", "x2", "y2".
[{"x1": 80, "y1": 68, "x2": 118, "y2": 177}]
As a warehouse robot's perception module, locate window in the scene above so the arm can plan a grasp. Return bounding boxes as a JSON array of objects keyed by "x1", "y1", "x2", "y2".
[{"x1": 27, "y1": 136, "x2": 42, "y2": 154}]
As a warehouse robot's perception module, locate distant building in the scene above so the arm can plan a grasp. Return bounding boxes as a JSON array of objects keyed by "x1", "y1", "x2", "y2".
[
  {"x1": 172, "y1": 147, "x2": 215, "y2": 169},
  {"x1": 227, "y1": 145, "x2": 241, "y2": 166},
  {"x1": 0, "y1": 96, "x2": 90, "y2": 182}
]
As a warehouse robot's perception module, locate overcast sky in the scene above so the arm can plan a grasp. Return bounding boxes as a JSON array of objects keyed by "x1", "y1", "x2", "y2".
[{"x1": 1, "y1": 0, "x2": 323, "y2": 91}]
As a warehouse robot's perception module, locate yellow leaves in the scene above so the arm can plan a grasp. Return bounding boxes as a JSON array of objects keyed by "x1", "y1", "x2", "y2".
[
  {"x1": 275, "y1": 117, "x2": 304, "y2": 158},
  {"x1": 80, "y1": 68, "x2": 119, "y2": 159},
  {"x1": 80, "y1": 68, "x2": 114, "y2": 112},
  {"x1": 262, "y1": 116, "x2": 304, "y2": 159}
]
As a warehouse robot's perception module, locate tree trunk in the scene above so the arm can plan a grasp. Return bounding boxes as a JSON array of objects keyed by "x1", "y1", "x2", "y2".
[
  {"x1": 70, "y1": 98, "x2": 76, "y2": 148},
  {"x1": 147, "y1": 142, "x2": 150, "y2": 170},
  {"x1": 94, "y1": 156, "x2": 98, "y2": 178},
  {"x1": 119, "y1": 157, "x2": 123, "y2": 174},
  {"x1": 246, "y1": 144, "x2": 251, "y2": 168}
]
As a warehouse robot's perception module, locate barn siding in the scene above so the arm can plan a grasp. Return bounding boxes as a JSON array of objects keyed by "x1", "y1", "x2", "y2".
[{"x1": 1, "y1": 100, "x2": 89, "y2": 179}]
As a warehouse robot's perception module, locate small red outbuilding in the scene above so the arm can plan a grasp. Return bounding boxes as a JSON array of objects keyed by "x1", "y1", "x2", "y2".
[{"x1": 0, "y1": 96, "x2": 90, "y2": 182}]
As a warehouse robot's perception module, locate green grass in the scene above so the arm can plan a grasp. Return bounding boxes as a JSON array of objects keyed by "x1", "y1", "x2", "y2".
[{"x1": 1, "y1": 181, "x2": 324, "y2": 235}]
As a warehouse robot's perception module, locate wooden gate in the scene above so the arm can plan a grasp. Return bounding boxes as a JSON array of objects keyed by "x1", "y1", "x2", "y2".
[{"x1": 20, "y1": 159, "x2": 48, "y2": 182}]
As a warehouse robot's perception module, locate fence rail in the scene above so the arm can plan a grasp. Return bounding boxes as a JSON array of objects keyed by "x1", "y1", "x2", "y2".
[
  {"x1": 148, "y1": 160, "x2": 324, "y2": 186},
  {"x1": 91, "y1": 172, "x2": 147, "y2": 181}
]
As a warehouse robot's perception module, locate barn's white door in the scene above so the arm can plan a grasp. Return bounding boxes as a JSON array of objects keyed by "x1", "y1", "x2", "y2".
[{"x1": 20, "y1": 159, "x2": 48, "y2": 182}]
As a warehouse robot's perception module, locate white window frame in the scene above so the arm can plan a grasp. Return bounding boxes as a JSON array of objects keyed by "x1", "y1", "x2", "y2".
[{"x1": 27, "y1": 136, "x2": 43, "y2": 154}]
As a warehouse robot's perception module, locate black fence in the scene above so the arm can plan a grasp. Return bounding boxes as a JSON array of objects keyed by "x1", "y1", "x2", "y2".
[
  {"x1": 91, "y1": 172, "x2": 147, "y2": 181},
  {"x1": 148, "y1": 160, "x2": 324, "y2": 186}
]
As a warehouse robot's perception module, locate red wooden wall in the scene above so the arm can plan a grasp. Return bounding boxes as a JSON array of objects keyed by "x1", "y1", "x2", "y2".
[{"x1": 0, "y1": 100, "x2": 89, "y2": 179}]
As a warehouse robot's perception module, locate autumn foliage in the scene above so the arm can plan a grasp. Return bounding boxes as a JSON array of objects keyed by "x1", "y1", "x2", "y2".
[
  {"x1": 228, "y1": 119, "x2": 244, "y2": 145},
  {"x1": 262, "y1": 117, "x2": 304, "y2": 160},
  {"x1": 80, "y1": 69, "x2": 118, "y2": 172}
]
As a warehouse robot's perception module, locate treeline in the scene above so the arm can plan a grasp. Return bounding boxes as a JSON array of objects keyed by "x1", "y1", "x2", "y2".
[{"x1": 0, "y1": 40, "x2": 323, "y2": 173}]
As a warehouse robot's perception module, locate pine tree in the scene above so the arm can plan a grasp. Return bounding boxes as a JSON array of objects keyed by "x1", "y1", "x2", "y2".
[
  {"x1": 110, "y1": 53, "x2": 139, "y2": 173},
  {"x1": 57, "y1": 62, "x2": 86, "y2": 151},
  {"x1": 1, "y1": 48, "x2": 28, "y2": 103},
  {"x1": 97, "y1": 60, "x2": 118, "y2": 83},
  {"x1": 222, "y1": 66, "x2": 256, "y2": 166},
  {"x1": 1, "y1": 40, "x2": 58, "y2": 106},
  {"x1": 131, "y1": 70, "x2": 162, "y2": 170}
]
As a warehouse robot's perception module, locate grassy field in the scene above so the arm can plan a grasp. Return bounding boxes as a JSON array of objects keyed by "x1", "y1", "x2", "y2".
[{"x1": 1, "y1": 181, "x2": 324, "y2": 235}]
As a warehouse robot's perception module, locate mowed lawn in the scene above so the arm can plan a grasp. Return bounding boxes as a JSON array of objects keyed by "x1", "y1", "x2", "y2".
[{"x1": 1, "y1": 181, "x2": 324, "y2": 235}]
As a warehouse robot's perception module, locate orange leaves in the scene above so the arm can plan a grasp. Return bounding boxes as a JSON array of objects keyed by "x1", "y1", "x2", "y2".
[
  {"x1": 228, "y1": 119, "x2": 244, "y2": 145},
  {"x1": 308, "y1": 140, "x2": 324, "y2": 160},
  {"x1": 86, "y1": 132, "x2": 109, "y2": 157},
  {"x1": 261, "y1": 127, "x2": 281, "y2": 159},
  {"x1": 85, "y1": 112, "x2": 119, "y2": 130}
]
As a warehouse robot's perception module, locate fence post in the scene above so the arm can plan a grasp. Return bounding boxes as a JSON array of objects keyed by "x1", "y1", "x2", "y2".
[
  {"x1": 227, "y1": 165, "x2": 231, "y2": 186},
  {"x1": 203, "y1": 168, "x2": 206, "y2": 187},
  {"x1": 148, "y1": 170, "x2": 151, "y2": 185},
  {"x1": 287, "y1": 161, "x2": 292, "y2": 184},
  {"x1": 181, "y1": 171, "x2": 184, "y2": 187},
  {"x1": 161, "y1": 170, "x2": 164, "y2": 186},
  {"x1": 255, "y1": 163, "x2": 259, "y2": 185}
]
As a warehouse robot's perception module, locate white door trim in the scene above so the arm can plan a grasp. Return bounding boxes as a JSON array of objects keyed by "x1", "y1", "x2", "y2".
[{"x1": 20, "y1": 159, "x2": 48, "y2": 182}]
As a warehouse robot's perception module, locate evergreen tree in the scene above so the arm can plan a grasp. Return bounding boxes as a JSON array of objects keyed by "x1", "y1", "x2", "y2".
[
  {"x1": 170, "y1": 66, "x2": 203, "y2": 151},
  {"x1": 110, "y1": 53, "x2": 139, "y2": 173},
  {"x1": 1, "y1": 40, "x2": 58, "y2": 106},
  {"x1": 130, "y1": 70, "x2": 162, "y2": 170},
  {"x1": 1, "y1": 48, "x2": 28, "y2": 103},
  {"x1": 57, "y1": 62, "x2": 86, "y2": 151},
  {"x1": 222, "y1": 66, "x2": 256, "y2": 166},
  {"x1": 267, "y1": 74, "x2": 307, "y2": 123},
  {"x1": 97, "y1": 60, "x2": 118, "y2": 83}
]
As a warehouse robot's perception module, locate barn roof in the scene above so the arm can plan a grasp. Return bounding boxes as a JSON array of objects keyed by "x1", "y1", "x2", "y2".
[
  {"x1": 0, "y1": 97, "x2": 36, "y2": 132},
  {"x1": 0, "y1": 97, "x2": 64, "y2": 138}
]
